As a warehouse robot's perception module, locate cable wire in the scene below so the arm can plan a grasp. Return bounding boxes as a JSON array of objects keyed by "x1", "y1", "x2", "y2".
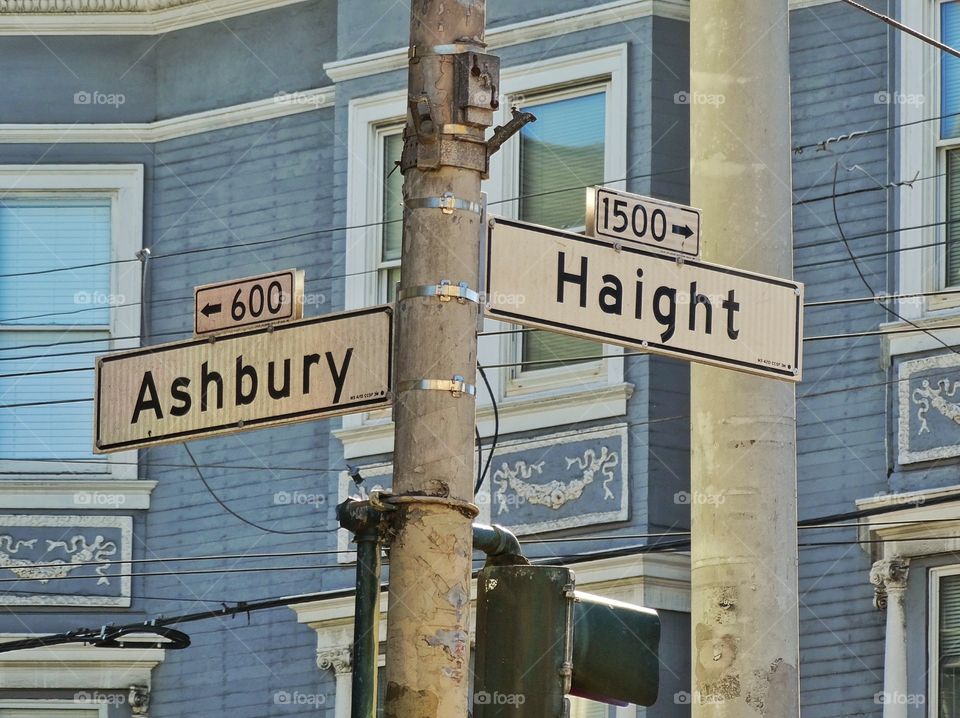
[{"x1": 184, "y1": 444, "x2": 337, "y2": 536}]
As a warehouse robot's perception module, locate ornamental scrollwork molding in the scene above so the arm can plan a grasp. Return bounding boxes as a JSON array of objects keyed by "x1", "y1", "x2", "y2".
[
  {"x1": 492, "y1": 446, "x2": 620, "y2": 514},
  {"x1": 317, "y1": 646, "x2": 352, "y2": 675},
  {"x1": 869, "y1": 558, "x2": 910, "y2": 611},
  {"x1": 128, "y1": 685, "x2": 150, "y2": 716},
  {"x1": 0, "y1": 1, "x2": 200, "y2": 12}
]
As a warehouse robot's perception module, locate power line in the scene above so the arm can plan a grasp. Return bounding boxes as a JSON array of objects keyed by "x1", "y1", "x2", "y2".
[
  {"x1": 184, "y1": 444, "x2": 338, "y2": 536},
  {"x1": 840, "y1": 0, "x2": 960, "y2": 59},
  {"x1": 0, "y1": 562, "x2": 352, "y2": 585}
]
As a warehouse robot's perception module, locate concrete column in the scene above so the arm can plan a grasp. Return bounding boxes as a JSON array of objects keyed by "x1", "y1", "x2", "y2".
[
  {"x1": 870, "y1": 559, "x2": 910, "y2": 718},
  {"x1": 318, "y1": 646, "x2": 353, "y2": 718},
  {"x1": 690, "y1": 1, "x2": 800, "y2": 715}
]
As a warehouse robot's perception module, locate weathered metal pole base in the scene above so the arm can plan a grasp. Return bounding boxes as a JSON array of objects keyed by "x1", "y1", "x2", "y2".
[{"x1": 690, "y1": 1, "x2": 801, "y2": 716}]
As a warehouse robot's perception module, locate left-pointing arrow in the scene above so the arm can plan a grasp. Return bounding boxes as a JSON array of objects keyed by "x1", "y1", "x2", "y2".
[{"x1": 201, "y1": 302, "x2": 222, "y2": 317}]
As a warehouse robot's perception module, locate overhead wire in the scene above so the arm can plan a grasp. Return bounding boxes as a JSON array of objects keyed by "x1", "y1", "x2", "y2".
[{"x1": 184, "y1": 444, "x2": 338, "y2": 536}]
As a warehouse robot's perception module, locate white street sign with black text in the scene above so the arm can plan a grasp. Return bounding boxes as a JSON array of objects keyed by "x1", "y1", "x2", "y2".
[
  {"x1": 94, "y1": 306, "x2": 393, "y2": 453},
  {"x1": 194, "y1": 269, "x2": 304, "y2": 336},
  {"x1": 484, "y1": 217, "x2": 802, "y2": 382},
  {"x1": 586, "y1": 186, "x2": 701, "y2": 258}
]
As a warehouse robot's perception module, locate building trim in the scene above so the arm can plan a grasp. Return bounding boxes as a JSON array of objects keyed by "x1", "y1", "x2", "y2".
[
  {"x1": 290, "y1": 551, "x2": 691, "y2": 651},
  {"x1": 0, "y1": 87, "x2": 334, "y2": 144},
  {"x1": 857, "y1": 486, "x2": 960, "y2": 561},
  {"x1": 0, "y1": 0, "x2": 311, "y2": 36},
  {"x1": 0, "y1": 634, "x2": 165, "y2": 689},
  {"x1": 323, "y1": 0, "x2": 837, "y2": 83},
  {"x1": 0, "y1": 480, "x2": 156, "y2": 510},
  {"x1": 324, "y1": 0, "x2": 685, "y2": 83}
]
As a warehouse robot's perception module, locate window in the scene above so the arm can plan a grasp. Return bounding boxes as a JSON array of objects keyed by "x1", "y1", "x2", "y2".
[
  {"x1": 379, "y1": 129, "x2": 403, "y2": 302},
  {"x1": 943, "y1": 1, "x2": 960, "y2": 286},
  {"x1": 514, "y1": 88, "x2": 606, "y2": 372},
  {"x1": 0, "y1": 198, "x2": 112, "y2": 461},
  {"x1": 936, "y1": 570, "x2": 960, "y2": 717},
  {"x1": 340, "y1": 46, "x2": 629, "y2": 456},
  {"x1": 0, "y1": 166, "x2": 142, "y2": 489},
  {"x1": 569, "y1": 697, "x2": 617, "y2": 718},
  {"x1": 0, "y1": 705, "x2": 103, "y2": 718}
]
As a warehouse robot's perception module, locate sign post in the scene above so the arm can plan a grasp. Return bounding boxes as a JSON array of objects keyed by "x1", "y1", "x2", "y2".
[
  {"x1": 94, "y1": 305, "x2": 392, "y2": 453},
  {"x1": 484, "y1": 217, "x2": 802, "y2": 382}
]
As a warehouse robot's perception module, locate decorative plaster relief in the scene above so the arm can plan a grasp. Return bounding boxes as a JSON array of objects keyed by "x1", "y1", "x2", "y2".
[
  {"x1": 0, "y1": 515, "x2": 132, "y2": 607},
  {"x1": 898, "y1": 353, "x2": 960, "y2": 464}
]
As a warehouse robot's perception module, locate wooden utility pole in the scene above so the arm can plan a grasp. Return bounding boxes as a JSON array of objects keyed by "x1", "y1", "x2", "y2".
[
  {"x1": 690, "y1": 1, "x2": 801, "y2": 716},
  {"x1": 382, "y1": 1, "x2": 497, "y2": 717}
]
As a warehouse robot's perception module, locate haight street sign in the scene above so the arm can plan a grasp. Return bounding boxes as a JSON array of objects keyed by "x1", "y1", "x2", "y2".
[
  {"x1": 94, "y1": 305, "x2": 392, "y2": 453},
  {"x1": 484, "y1": 217, "x2": 803, "y2": 382},
  {"x1": 586, "y1": 186, "x2": 701, "y2": 258},
  {"x1": 194, "y1": 269, "x2": 304, "y2": 336}
]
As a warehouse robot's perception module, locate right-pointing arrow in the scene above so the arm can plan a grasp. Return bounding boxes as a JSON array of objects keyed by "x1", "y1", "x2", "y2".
[{"x1": 672, "y1": 224, "x2": 694, "y2": 239}]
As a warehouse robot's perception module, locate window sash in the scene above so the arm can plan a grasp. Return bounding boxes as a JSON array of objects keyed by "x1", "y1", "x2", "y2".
[{"x1": 514, "y1": 87, "x2": 607, "y2": 373}]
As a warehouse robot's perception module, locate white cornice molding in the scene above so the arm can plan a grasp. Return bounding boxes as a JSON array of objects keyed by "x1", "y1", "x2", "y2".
[
  {"x1": 0, "y1": 633, "x2": 165, "y2": 688},
  {"x1": 789, "y1": 0, "x2": 839, "y2": 8},
  {"x1": 857, "y1": 486, "x2": 960, "y2": 562},
  {"x1": 0, "y1": 480, "x2": 156, "y2": 510},
  {"x1": 323, "y1": 0, "x2": 687, "y2": 83},
  {"x1": 323, "y1": 0, "x2": 836, "y2": 83},
  {"x1": 291, "y1": 552, "x2": 691, "y2": 651},
  {"x1": 0, "y1": 0, "x2": 311, "y2": 35},
  {"x1": 0, "y1": 86, "x2": 333, "y2": 144}
]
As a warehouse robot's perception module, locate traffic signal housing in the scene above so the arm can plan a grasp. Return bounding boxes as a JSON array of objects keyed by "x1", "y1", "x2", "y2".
[{"x1": 473, "y1": 564, "x2": 661, "y2": 716}]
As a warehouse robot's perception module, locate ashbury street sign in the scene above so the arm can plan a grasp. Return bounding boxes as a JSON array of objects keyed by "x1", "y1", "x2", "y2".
[
  {"x1": 94, "y1": 306, "x2": 392, "y2": 453},
  {"x1": 484, "y1": 218, "x2": 803, "y2": 382}
]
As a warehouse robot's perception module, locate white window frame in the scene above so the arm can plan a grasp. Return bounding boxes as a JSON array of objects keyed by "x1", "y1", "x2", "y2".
[
  {"x1": 338, "y1": 45, "x2": 631, "y2": 459},
  {"x1": 493, "y1": 78, "x2": 621, "y2": 396},
  {"x1": 0, "y1": 165, "x2": 152, "y2": 508},
  {"x1": 0, "y1": 701, "x2": 106, "y2": 718},
  {"x1": 929, "y1": 564, "x2": 960, "y2": 716},
  {"x1": 889, "y1": 1, "x2": 960, "y2": 356}
]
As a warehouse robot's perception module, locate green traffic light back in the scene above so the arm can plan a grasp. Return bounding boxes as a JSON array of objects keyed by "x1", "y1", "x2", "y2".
[{"x1": 570, "y1": 592, "x2": 660, "y2": 707}]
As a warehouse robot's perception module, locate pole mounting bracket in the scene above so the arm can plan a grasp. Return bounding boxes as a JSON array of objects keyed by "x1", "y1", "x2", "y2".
[
  {"x1": 397, "y1": 280, "x2": 479, "y2": 305},
  {"x1": 397, "y1": 375, "x2": 476, "y2": 398}
]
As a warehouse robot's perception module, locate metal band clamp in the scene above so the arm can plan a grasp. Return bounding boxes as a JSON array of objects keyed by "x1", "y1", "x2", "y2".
[
  {"x1": 397, "y1": 280, "x2": 479, "y2": 304},
  {"x1": 409, "y1": 42, "x2": 485, "y2": 60},
  {"x1": 397, "y1": 375, "x2": 476, "y2": 398},
  {"x1": 405, "y1": 192, "x2": 482, "y2": 215}
]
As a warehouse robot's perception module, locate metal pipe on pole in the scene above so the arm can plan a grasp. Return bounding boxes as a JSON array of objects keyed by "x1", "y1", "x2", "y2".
[
  {"x1": 690, "y1": 2, "x2": 801, "y2": 716},
  {"x1": 383, "y1": 1, "x2": 494, "y2": 717}
]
